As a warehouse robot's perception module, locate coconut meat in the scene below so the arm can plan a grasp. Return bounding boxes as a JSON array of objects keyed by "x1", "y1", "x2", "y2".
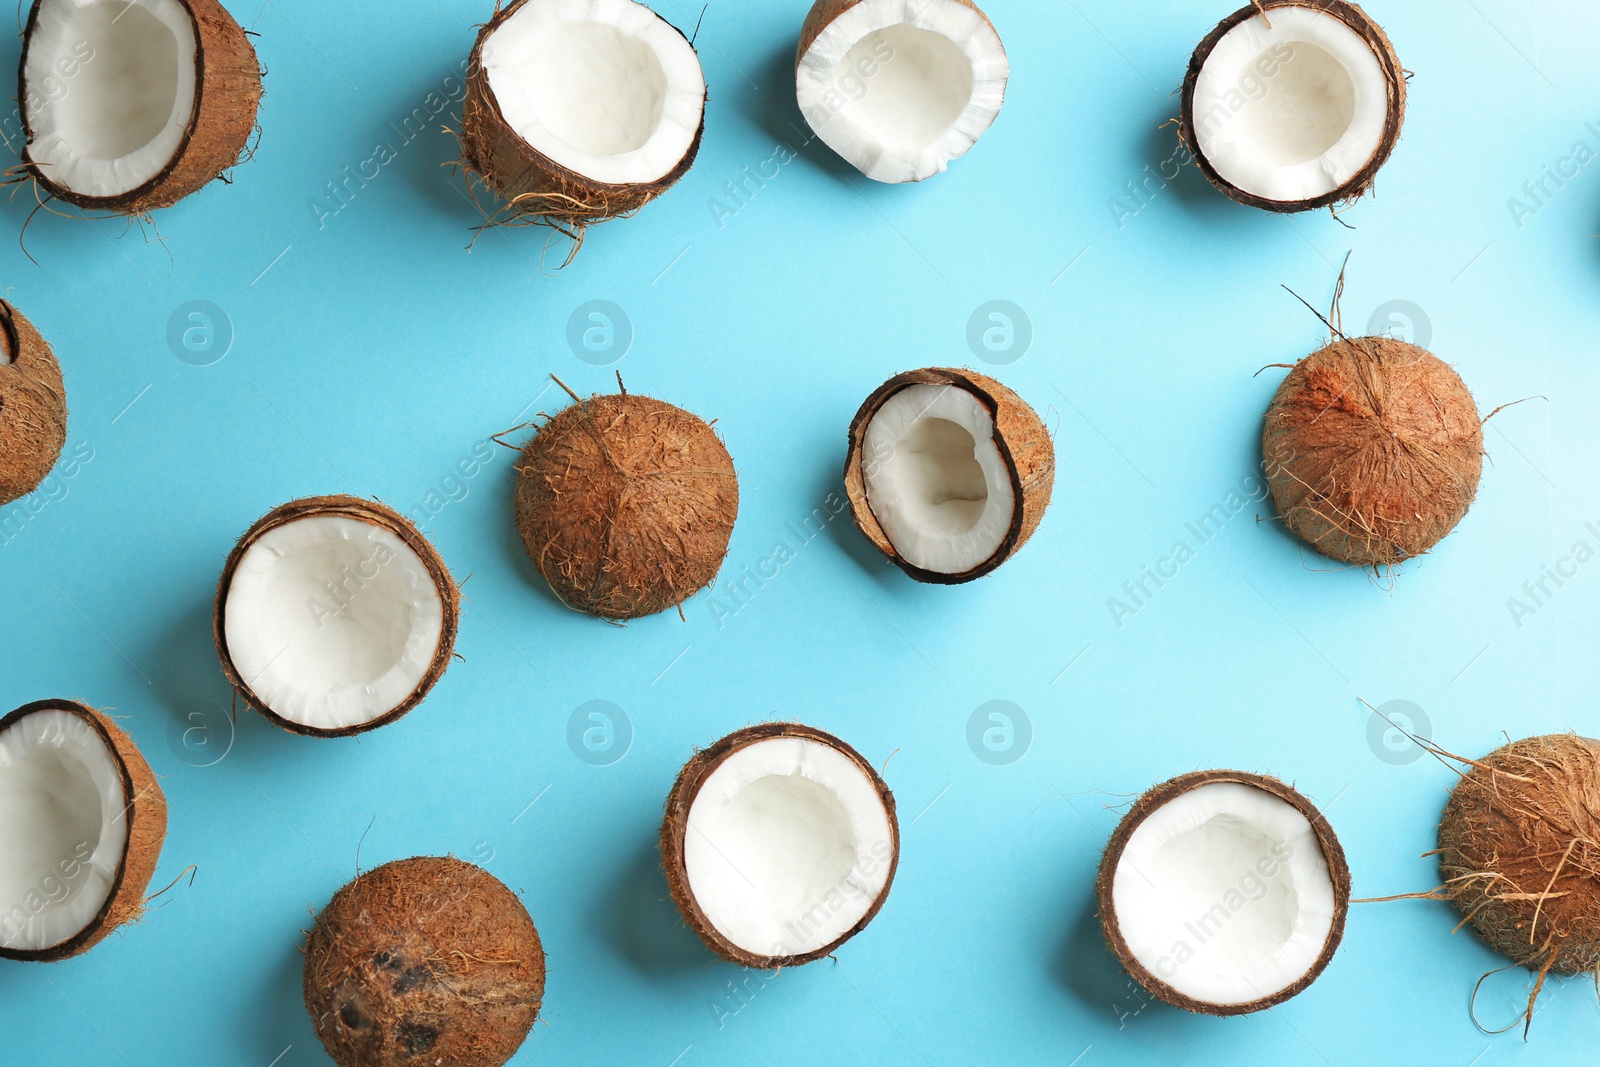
[
  {"x1": 0, "y1": 708, "x2": 129, "y2": 953},
  {"x1": 24, "y1": 0, "x2": 198, "y2": 199},
  {"x1": 862, "y1": 383, "x2": 1015, "y2": 574},
  {"x1": 1111, "y1": 782, "x2": 1336, "y2": 1005},
  {"x1": 223, "y1": 516, "x2": 445, "y2": 733},
  {"x1": 1191, "y1": 7, "x2": 1389, "y2": 203},
  {"x1": 682, "y1": 736, "x2": 893, "y2": 958},
  {"x1": 482, "y1": 0, "x2": 704, "y2": 186},
  {"x1": 797, "y1": 0, "x2": 1007, "y2": 182}
]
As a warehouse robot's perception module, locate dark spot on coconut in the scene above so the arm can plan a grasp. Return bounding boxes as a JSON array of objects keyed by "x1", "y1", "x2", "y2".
[
  {"x1": 372, "y1": 950, "x2": 402, "y2": 972},
  {"x1": 338, "y1": 1001, "x2": 371, "y2": 1030},
  {"x1": 396, "y1": 1022, "x2": 439, "y2": 1055},
  {"x1": 392, "y1": 965, "x2": 431, "y2": 994}
]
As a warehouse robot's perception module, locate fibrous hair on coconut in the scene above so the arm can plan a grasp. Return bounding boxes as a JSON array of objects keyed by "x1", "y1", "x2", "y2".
[
  {"x1": 15, "y1": 0, "x2": 263, "y2": 217},
  {"x1": 0, "y1": 299, "x2": 67, "y2": 506},
  {"x1": 304, "y1": 856, "x2": 545, "y2": 1067},
  {"x1": 1179, "y1": 0, "x2": 1406, "y2": 213},
  {"x1": 514, "y1": 376, "x2": 738, "y2": 620},
  {"x1": 457, "y1": 0, "x2": 707, "y2": 261}
]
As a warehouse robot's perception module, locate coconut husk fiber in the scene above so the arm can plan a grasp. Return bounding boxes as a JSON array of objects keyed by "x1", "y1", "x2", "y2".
[{"x1": 0, "y1": 300, "x2": 66, "y2": 506}]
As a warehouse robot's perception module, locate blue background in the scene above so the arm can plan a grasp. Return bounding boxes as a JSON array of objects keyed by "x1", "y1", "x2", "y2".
[{"x1": 2, "y1": 0, "x2": 1597, "y2": 1063}]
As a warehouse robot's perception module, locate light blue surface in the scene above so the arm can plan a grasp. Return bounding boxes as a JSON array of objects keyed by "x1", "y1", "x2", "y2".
[{"x1": 2, "y1": 0, "x2": 1598, "y2": 1063}]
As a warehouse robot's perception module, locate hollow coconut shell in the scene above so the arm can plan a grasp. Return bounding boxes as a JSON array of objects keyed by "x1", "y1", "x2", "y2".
[
  {"x1": 659, "y1": 722, "x2": 901, "y2": 968},
  {"x1": 0, "y1": 699, "x2": 167, "y2": 962},
  {"x1": 304, "y1": 856, "x2": 545, "y2": 1067},
  {"x1": 796, "y1": 0, "x2": 1001, "y2": 65},
  {"x1": 515, "y1": 390, "x2": 738, "y2": 620},
  {"x1": 1094, "y1": 769, "x2": 1351, "y2": 1016},
  {"x1": 1262, "y1": 336, "x2": 1483, "y2": 566},
  {"x1": 1178, "y1": 0, "x2": 1405, "y2": 213},
  {"x1": 1438, "y1": 735, "x2": 1600, "y2": 982},
  {"x1": 21, "y1": 0, "x2": 262, "y2": 214},
  {"x1": 0, "y1": 300, "x2": 66, "y2": 506},
  {"x1": 212, "y1": 495, "x2": 461, "y2": 737},
  {"x1": 844, "y1": 366, "x2": 1054, "y2": 584},
  {"x1": 459, "y1": 0, "x2": 706, "y2": 234}
]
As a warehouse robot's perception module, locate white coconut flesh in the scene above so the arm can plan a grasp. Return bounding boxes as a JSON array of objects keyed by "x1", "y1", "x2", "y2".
[
  {"x1": 223, "y1": 516, "x2": 445, "y2": 733},
  {"x1": 25, "y1": 0, "x2": 198, "y2": 199},
  {"x1": 683, "y1": 737, "x2": 893, "y2": 958},
  {"x1": 1111, "y1": 782, "x2": 1337, "y2": 1006},
  {"x1": 1191, "y1": 7, "x2": 1389, "y2": 203},
  {"x1": 863, "y1": 383, "x2": 1015, "y2": 574},
  {"x1": 0, "y1": 709, "x2": 129, "y2": 952},
  {"x1": 482, "y1": 0, "x2": 704, "y2": 186},
  {"x1": 797, "y1": 0, "x2": 1007, "y2": 183}
]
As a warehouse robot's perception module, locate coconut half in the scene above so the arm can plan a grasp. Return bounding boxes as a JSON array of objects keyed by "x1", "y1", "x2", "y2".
[
  {"x1": 21, "y1": 0, "x2": 262, "y2": 214},
  {"x1": 0, "y1": 699, "x2": 166, "y2": 962},
  {"x1": 1096, "y1": 770, "x2": 1350, "y2": 1015},
  {"x1": 661, "y1": 723, "x2": 899, "y2": 968},
  {"x1": 515, "y1": 388, "x2": 738, "y2": 620},
  {"x1": 305, "y1": 856, "x2": 545, "y2": 1067},
  {"x1": 459, "y1": 0, "x2": 706, "y2": 238},
  {"x1": 213, "y1": 495, "x2": 459, "y2": 737},
  {"x1": 795, "y1": 0, "x2": 1007, "y2": 183},
  {"x1": 0, "y1": 300, "x2": 67, "y2": 506},
  {"x1": 1179, "y1": 0, "x2": 1405, "y2": 212},
  {"x1": 1263, "y1": 336, "x2": 1483, "y2": 566},
  {"x1": 845, "y1": 367, "x2": 1052, "y2": 583}
]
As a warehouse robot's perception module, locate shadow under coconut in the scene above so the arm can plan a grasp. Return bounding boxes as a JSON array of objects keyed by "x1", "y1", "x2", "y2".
[
  {"x1": 243, "y1": 928, "x2": 320, "y2": 1063},
  {"x1": 595, "y1": 842, "x2": 708, "y2": 977},
  {"x1": 740, "y1": 40, "x2": 884, "y2": 188},
  {"x1": 1131, "y1": 109, "x2": 1250, "y2": 224}
]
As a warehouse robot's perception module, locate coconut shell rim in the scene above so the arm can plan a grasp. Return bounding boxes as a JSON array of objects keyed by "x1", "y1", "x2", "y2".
[
  {"x1": 1177, "y1": 0, "x2": 1406, "y2": 213},
  {"x1": 1093, "y1": 768, "x2": 1351, "y2": 1016},
  {"x1": 0, "y1": 698, "x2": 165, "y2": 962},
  {"x1": 794, "y1": 0, "x2": 1005, "y2": 75},
  {"x1": 843, "y1": 366, "x2": 1029, "y2": 585},
  {"x1": 212, "y1": 494, "x2": 460, "y2": 739},
  {"x1": 19, "y1": 0, "x2": 261, "y2": 214},
  {"x1": 659, "y1": 721, "x2": 901, "y2": 969}
]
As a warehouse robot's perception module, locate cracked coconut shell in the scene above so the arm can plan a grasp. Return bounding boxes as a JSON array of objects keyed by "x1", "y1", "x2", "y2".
[
  {"x1": 1179, "y1": 0, "x2": 1405, "y2": 212},
  {"x1": 21, "y1": 0, "x2": 262, "y2": 214},
  {"x1": 515, "y1": 390, "x2": 738, "y2": 620},
  {"x1": 304, "y1": 856, "x2": 545, "y2": 1067},
  {"x1": 0, "y1": 300, "x2": 66, "y2": 506},
  {"x1": 1262, "y1": 337, "x2": 1483, "y2": 566},
  {"x1": 844, "y1": 366, "x2": 1054, "y2": 583},
  {"x1": 0, "y1": 699, "x2": 167, "y2": 962}
]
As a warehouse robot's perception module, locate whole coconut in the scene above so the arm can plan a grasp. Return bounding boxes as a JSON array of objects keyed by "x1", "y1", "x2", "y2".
[
  {"x1": 0, "y1": 300, "x2": 66, "y2": 505},
  {"x1": 1438, "y1": 735, "x2": 1600, "y2": 1003},
  {"x1": 1263, "y1": 336, "x2": 1483, "y2": 565},
  {"x1": 304, "y1": 857, "x2": 545, "y2": 1067},
  {"x1": 515, "y1": 388, "x2": 738, "y2": 619}
]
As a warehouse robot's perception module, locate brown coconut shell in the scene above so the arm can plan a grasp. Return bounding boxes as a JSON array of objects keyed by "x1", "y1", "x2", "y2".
[
  {"x1": 304, "y1": 856, "x2": 545, "y2": 1067},
  {"x1": 0, "y1": 699, "x2": 167, "y2": 962},
  {"x1": 844, "y1": 367, "x2": 1054, "y2": 584},
  {"x1": 459, "y1": 0, "x2": 706, "y2": 238},
  {"x1": 212, "y1": 495, "x2": 460, "y2": 738},
  {"x1": 0, "y1": 300, "x2": 66, "y2": 506},
  {"x1": 796, "y1": 0, "x2": 1001, "y2": 66},
  {"x1": 1263, "y1": 336, "x2": 1483, "y2": 567},
  {"x1": 1438, "y1": 735, "x2": 1600, "y2": 983},
  {"x1": 660, "y1": 722, "x2": 900, "y2": 968},
  {"x1": 1179, "y1": 0, "x2": 1405, "y2": 212},
  {"x1": 1095, "y1": 769, "x2": 1350, "y2": 1016},
  {"x1": 20, "y1": 0, "x2": 262, "y2": 214},
  {"x1": 514, "y1": 389, "x2": 738, "y2": 620}
]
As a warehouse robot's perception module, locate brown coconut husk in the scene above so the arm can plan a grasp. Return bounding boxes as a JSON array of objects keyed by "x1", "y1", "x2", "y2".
[
  {"x1": 514, "y1": 383, "x2": 738, "y2": 620},
  {"x1": 212, "y1": 495, "x2": 460, "y2": 738},
  {"x1": 1262, "y1": 336, "x2": 1483, "y2": 567},
  {"x1": 1095, "y1": 769, "x2": 1350, "y2": 1016},
  {"x1": 1434, "y1": 734, "x2": 1600, "y2": 1034},
  {"x1": 304, "y1": 856, "x2": 545, "y2": 1067},
  {"x1": 0, "y1": 699, "x2": 167, "y2": 962},
  {"x1": 844, "y1": 367, "x2": 1054, "y2": 584},
  {"x1": 796, "y1": 0, "x2": 1000, "y2": 65},
  {"x1": 19, "y1": 0, "x2": 262, "y2": 214},
  {"x1": 659, "y1": 721, "x2": 900, "y2": 968},
  {"x1": 458, "y1": 0, "x2": 706, "y2": 252},
  {"x1": 1179, "y1": 0, "x2": 1406, "y2": 213},
  {"x1": 0, "y1": 299, "x2": 66, "y2": 506}
]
